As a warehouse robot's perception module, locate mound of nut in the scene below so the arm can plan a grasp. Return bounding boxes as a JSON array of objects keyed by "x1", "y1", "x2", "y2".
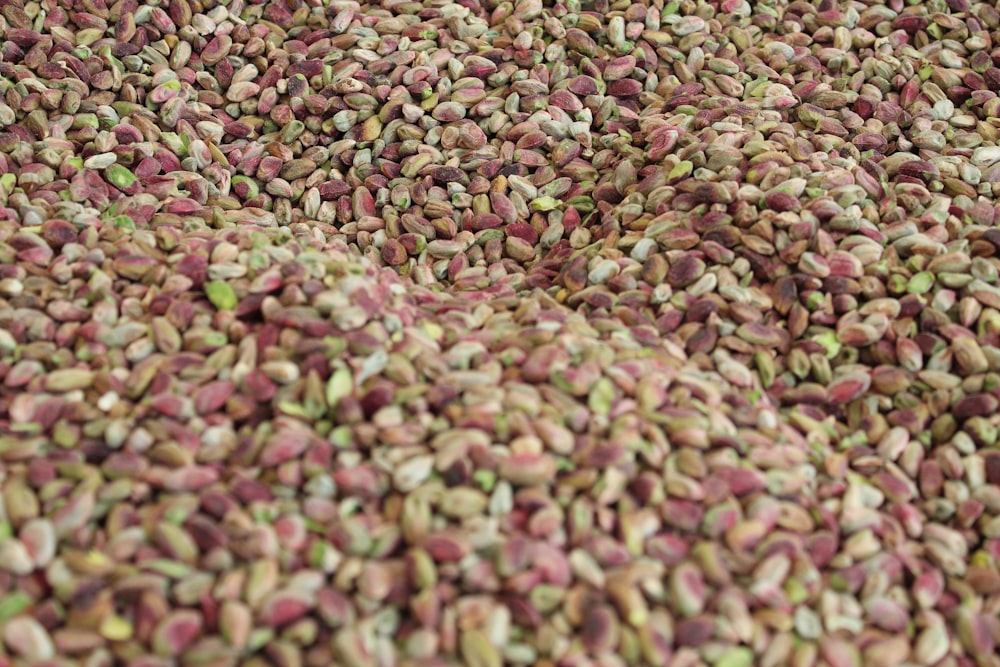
[{"x1": 1, "y1": 0, "x2": 1000, "y2": 665}]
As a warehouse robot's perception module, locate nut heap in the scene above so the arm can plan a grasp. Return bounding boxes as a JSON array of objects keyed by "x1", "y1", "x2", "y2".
[{"x1": 2, "y1": 0, "x2": 1000, "y2": 665}]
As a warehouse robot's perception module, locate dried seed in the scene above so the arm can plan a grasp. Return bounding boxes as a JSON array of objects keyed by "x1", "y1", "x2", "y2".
[
  {"x1": 459, "y1": 629, "x2": 502, "y2": 667},
  {"x1": 3, "y1": 616, "x2": 55, "y2": 660},
  {"x1": 44, "y1": 368, "x2": 95, "y2": 392}
]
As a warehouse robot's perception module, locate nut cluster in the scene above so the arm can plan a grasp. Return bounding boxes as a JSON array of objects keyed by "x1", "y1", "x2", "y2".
[{"x1": 1, "y1": 0, "x2": 1000, "y2": 665}]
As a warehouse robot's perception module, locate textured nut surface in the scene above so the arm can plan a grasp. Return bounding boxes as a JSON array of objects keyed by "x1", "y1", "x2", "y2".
[{"x1": 1, "y1": 0, "x2": 1000, "y2": 664}]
